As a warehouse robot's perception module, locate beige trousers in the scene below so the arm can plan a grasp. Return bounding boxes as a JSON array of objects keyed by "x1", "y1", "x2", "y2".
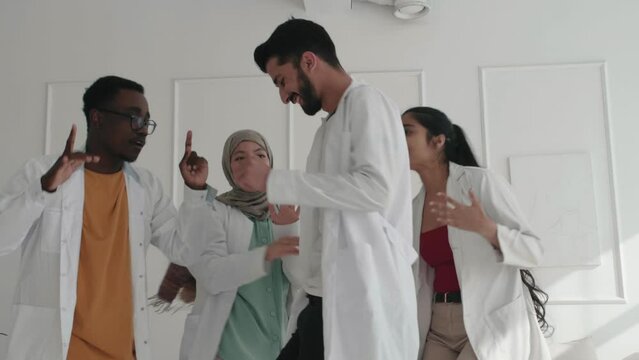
[{"x1": 422, "y1": 303, "x2": 478, "y2": 360}]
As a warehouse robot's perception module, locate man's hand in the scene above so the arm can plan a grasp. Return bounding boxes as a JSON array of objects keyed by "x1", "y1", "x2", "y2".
[
  {"x1": 234, "y1": 160, "x2": 270, "y2": 193},
  {"x1": 41, "y1": 124, "x2": 100, "y2": 192},
  {"x1": 179, "y1": 130, "x2": 208, "y2": 190},
  {"x1": 265, "y1": 236, "x2": 300, "y2": 261}
]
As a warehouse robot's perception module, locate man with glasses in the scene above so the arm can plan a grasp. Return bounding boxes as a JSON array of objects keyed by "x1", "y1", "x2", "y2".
[{"x1": 0, "y1": 76, "x2": 205, "y2": 360}]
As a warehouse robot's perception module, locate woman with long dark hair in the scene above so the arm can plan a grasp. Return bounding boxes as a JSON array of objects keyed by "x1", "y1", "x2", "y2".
[{"x1": 402, "y1": 107, "x2": 552, "y2": 360}]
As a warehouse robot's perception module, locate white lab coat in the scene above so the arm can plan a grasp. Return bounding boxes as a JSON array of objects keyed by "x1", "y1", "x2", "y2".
[
  {"x1": 267, "y1": 80, "x2": 419, "y2": 360},
  {"x1": 177, "y1": 188, "x2": 299, "y2": 360},
  {"x1": 413, "y1": 163, "x2": 552, "y2": 360},
  {"x1": 0, "y1": 155, "x2": 196, "y2": 360}
]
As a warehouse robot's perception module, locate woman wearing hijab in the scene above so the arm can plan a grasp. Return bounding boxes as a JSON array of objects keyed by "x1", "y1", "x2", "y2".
[{"x1": 155, "y1": 129, "x2": 301, "y2": 360}]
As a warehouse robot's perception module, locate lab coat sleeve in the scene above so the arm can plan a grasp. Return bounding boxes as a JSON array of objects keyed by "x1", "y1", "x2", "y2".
[
  {"x1": 267, "y1": 88, "x2": 396, "y2": 212},
  {"x1": 148, "y1": 178, "x2": 215, "y2": 266},
  {"x1": 184, "y1": 196, "x2": 270, "y2": 295},
  {"x1": 479, "y1": 170, "x2": 544, "y2": 268},
  {"x1": 273, "y1": 221, "x2": 305, "y2": 289},
  {"x1": 0, "y1": 158, "x2": 55, "y2": 255}
]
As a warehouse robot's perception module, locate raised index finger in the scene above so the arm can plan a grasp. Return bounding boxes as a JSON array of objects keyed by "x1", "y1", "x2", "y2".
[
  {"x1": 64, "y1": 124, "x2": 77, "y2": 155},
  {"x1": 181, "y1": 130, "x2": 193, "y2": 163}
]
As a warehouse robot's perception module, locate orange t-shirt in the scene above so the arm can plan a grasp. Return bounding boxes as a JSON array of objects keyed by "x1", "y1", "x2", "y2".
[{"x1": 67, "y1": 169, "x2": 135, "y2": 360}]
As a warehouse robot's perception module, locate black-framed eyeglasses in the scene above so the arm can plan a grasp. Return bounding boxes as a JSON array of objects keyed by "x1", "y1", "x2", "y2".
[{"x1": 98, "y1": 108, "x2": 157, "y2": 135}]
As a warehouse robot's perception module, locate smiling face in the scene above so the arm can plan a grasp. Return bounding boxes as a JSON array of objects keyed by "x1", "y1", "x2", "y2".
[
  {"x1": 265, "y1": 57, "x2": 322, "y2": 115},
  {"x1": 230, "y1": 140, "x2": 271, "y2": 191}
]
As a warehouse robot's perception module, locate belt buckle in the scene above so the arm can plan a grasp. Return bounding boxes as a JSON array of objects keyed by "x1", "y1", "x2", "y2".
[{"x1": 444, "y1": 292, "x2": 449, "y2": 303}]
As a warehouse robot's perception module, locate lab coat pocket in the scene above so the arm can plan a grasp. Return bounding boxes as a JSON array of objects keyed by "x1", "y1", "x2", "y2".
[
  {"x1": 7, "y1": 304, "x2": 60, "y2": 359},
  {"x1": 382, "y1": 219, "x2": 418, "y2": 265},
  {"x1": 487, "y1": 294, "x2": 531, "y2": 357},
  {"x1": 39, "y1": 209, "x2": 62, "y2": 253}
]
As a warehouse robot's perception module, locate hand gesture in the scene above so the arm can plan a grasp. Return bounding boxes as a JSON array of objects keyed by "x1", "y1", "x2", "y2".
[
  {"x1": 428, "y1": 190, "x2": 499, "y2": 246},
  {"x1": 265, "y1": 236, "x2": 299, "y2": 261},
  {"x1": 269, "y1": 204, "x2": 300, "y2": 225},
  {"x1": 179, "y1": 130, "x2": 208, "y2": 190},
  {"x1": 40, "y1": 124, "x2": 100, "y2": 192},
  {"x1": 234, "y1": 160, "x2": 270, "y2": 193}
]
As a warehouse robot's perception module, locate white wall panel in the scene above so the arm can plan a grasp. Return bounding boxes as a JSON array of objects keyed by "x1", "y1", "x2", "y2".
[
  {"x1": 480, "y1": 62, "x2": 623, "y2": 304},
  {"x1": 509, "y1": 152, "x2": 601, "y2": 268},
  {"x1": 45, "y1": 81, "x2": 90, "y2": 155}
]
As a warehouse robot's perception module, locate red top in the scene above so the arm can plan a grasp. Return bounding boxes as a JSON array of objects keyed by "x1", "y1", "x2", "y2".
[{"x1": 420, "y1": 226, "x2": 461, "y2": 293}]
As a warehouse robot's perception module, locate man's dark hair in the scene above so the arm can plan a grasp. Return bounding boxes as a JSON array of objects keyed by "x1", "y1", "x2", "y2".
[
  {"x1": 254, "y1": 18, "x2": 342, "y2": 72},
  {"x1": 82, "y1": 75, "x2": 144, "y2": 128}
]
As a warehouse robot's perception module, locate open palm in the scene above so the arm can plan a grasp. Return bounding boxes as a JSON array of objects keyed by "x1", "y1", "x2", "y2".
[
  {"x1": 41, "y1": 124, "x2": 100, "y2": 192},
  {"x1": 269, "y1": 204, "x2": 300, "y2": 225}
]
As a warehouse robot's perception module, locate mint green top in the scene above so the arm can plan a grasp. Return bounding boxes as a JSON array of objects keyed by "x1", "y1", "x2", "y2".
[{"x1": 218, "y1": 219, "x2": 289, "y2": 360}]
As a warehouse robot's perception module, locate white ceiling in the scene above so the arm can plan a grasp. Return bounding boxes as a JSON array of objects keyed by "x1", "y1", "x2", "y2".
[{"x1": 303, "y1": 0, "x2": 352, "y2": 13}]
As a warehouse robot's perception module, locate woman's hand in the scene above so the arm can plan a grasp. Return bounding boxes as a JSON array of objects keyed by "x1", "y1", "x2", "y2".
[
  {"x1": 269, "y1": 204, "x2": 300, "y2": 225},
  {"x1": 428, "y1": 190, "x2": 499, "y2": 248},
  {"x1": 179, "y1": 130, "x2": 209, "y2": 190},
  {"x1": 265, "y1": 236, "x2": 300, "y2": 261}
]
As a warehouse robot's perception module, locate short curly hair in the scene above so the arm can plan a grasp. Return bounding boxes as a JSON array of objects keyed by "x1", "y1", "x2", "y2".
[{"x1": 82, "y1": 76, "x2": 144, "y2": 129}]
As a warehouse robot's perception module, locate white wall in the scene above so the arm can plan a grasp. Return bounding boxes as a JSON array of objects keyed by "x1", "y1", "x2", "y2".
[{"x1": 1, "y1": 0, "x2": 638, "y2": 358}]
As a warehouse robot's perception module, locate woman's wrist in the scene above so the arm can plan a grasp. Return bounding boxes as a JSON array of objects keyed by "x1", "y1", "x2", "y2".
[{"x1": 480, "y1": 220, "x2": 499, "y2": 249}]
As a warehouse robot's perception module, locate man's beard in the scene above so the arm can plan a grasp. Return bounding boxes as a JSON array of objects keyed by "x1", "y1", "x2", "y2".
[{"x1": 298, "y1": 69, "x2": 322, "y2": 116}]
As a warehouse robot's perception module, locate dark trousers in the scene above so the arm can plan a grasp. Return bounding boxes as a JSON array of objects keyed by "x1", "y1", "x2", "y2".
[{"x1": 277, "y1": 295, "x2": 324, "y2": 360}]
